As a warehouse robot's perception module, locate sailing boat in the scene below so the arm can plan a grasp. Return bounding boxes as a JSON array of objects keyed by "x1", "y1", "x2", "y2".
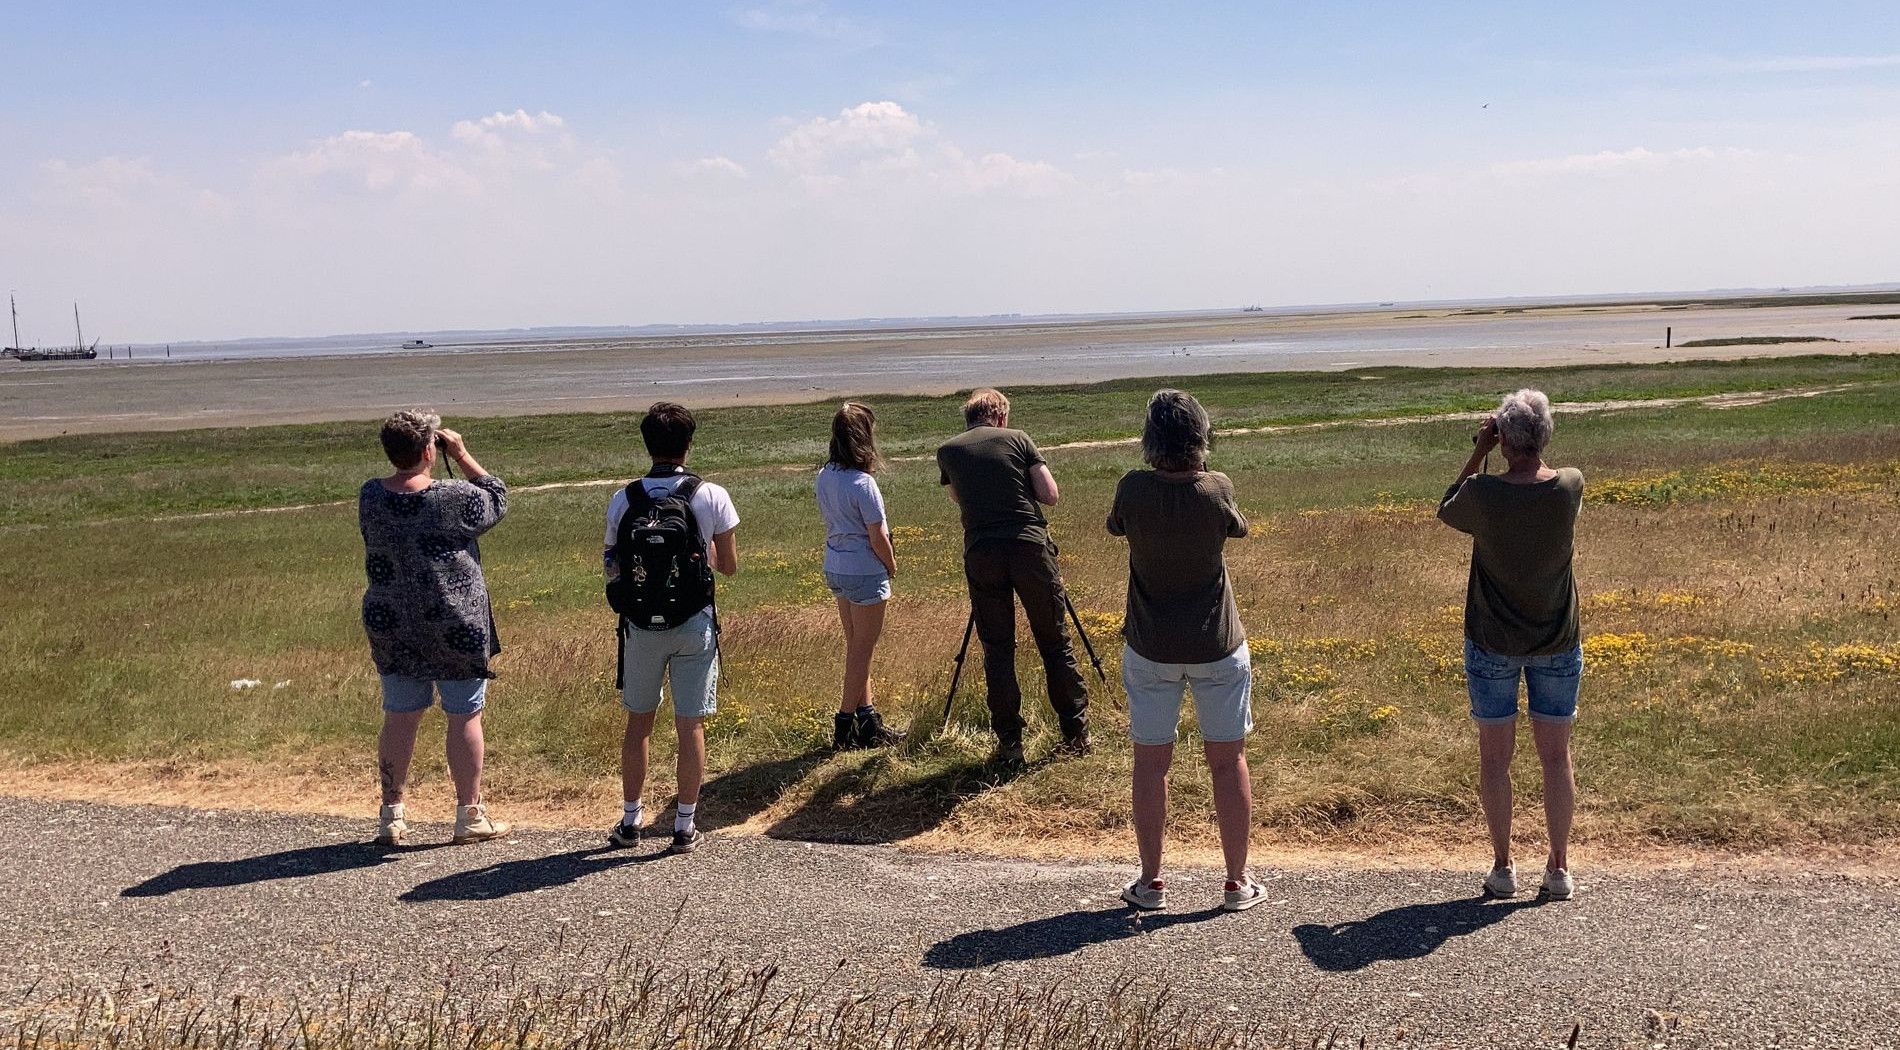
[{"x1": 4, "y1": 296, "x2": 99, "y2": 361}]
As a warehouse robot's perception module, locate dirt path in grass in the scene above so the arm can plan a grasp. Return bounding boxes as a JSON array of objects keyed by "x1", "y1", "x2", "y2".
[
  {"x1": 123, "y1": 381, "x2": 1867, "y2": 528},
  {"x1": 4, "y1": 796, "x2": 1895, "y2": 1048}
]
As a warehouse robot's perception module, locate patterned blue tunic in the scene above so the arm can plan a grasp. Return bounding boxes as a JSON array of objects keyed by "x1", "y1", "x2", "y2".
[{"x1": 358, "y1": 475, "x2": 508, "y2": 680}]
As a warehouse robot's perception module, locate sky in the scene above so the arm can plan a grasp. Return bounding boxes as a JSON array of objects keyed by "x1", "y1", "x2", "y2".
[{"x1": 4, "y1": 1, "x2": 1900, "y2": 344}]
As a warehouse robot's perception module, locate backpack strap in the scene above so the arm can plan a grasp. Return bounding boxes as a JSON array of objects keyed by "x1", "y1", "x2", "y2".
[{"x1": 673, "y1": 475, "x2": 706, "y2": 548}]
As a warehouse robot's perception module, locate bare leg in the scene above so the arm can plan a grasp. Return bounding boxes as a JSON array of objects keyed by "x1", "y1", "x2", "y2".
[
  {"x1": 1532, "y1": 719, "x2": 1575, "y2": 871},
  {"x1": 835, "y1": 597, "x2": 857, "y2": 714},
  {"x1": 843, "y1": 600, "x2": 887, "y2": 713},
  {"x1": 676, "y1": 716, "x2": 706, "y2": 807},
  {"x1": 1132, "y1": 742, "x2": 1173, "y2": 883},
  {"x1": 1477, "y1": 721, "x2": 1518, "y2": 869},
  {"x1": 622, "y1": 711, "x2": 656, "y2": 806},
  {"x1": 1204, "y1": 738, "x2": 1253, "y2": 884},
  {"x1": 444, "y1": 711, "x2": 485, "y2": 807},
  {"x1": 377, "y1": 709, "x2": 426, "y2": 806}
]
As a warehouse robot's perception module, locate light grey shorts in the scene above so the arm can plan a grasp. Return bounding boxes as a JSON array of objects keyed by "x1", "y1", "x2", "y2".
[
  {"x1": 1121, "y1": 642, "x2": 1253, "y2": 745},
  {"x1": 620, "y1": 609, "x2": 719, "y2": 718},
  {"x1": 380, "y1": 675, "x2": 487, "y2": 716},
  {"x1": 824, "y1": 569, "x2": 892, "y2": 605}
]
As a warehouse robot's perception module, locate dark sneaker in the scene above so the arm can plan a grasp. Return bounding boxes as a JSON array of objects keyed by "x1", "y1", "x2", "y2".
[
  {"x1": 833, "y1": 712, "x2": 858, "y2": 751},
  {"x1": 992, "y1": 739, "x2": 1026, "y2": 770},
  {"x1": 854, "y1": 707, "x2": 906, "y2": 749},
  {"x1": 669, "y1": 828, "x2": 705, "y2": 854},
  {"x1": 607, "y1": 821, "x2": 642, "y2": 848},
  {"x1": 1054, "y1": 730, "x2": 1093, "y2": 757}
]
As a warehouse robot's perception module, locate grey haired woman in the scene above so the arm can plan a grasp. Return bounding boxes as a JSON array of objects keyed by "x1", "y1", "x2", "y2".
[{"x1": 360, "y1": 410, "x2": 510, "y2": 847}]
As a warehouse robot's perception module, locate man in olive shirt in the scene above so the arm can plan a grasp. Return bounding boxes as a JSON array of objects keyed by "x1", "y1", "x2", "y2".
[{"x1": 937, "y1": 388, "x2": 1089, "y2": 764}]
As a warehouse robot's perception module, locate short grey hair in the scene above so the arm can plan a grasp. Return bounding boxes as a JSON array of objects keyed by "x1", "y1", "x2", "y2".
[
  {"x1": 1141, "y1": 389, "x2": 1212, "y2": 471},
  {"x1": 1496, "y1": 389, "x2": 1553, "y2": 454},
  {"x1": 380, "y1": 409, "x2": 441, "y2": 468}
]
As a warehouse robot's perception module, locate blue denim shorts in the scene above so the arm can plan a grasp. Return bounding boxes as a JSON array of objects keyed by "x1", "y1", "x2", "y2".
[
  {"x1": 1464, "y1": 640, "x2": 1583, "y2": 724},
  {"x1": 620, "y1": 609, "x2": 719, "y2": 718},
  {"x1": 380, "y1": 675, "x2": 487, "y2": 716},
  {"x1": 824, "y1": 570, "x2": 892, "y2": 606},
  {"x1": 1121, "y1": 643, "x2": 1254, "y2": 745}
]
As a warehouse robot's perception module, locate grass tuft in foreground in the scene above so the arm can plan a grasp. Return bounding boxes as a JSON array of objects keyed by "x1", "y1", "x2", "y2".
[{"x1": 5, "y1": 949, "x2": 1306, "y2": 1050}]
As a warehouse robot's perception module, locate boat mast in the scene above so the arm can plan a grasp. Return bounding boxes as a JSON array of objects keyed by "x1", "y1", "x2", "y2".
[
  {"x1": 9, "y1": 293, "x2": 18, "y2": 349},
  {"x1": 74, "y1": 302, "x2": 83, "y2": 350}
]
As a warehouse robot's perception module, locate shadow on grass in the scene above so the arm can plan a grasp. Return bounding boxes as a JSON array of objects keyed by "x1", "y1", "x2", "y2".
[
  {"x1": 762, "y1": 749, "x2": 1036, "y2": 844},
  {"x1": 696, "y1": 747, "x2": 834, "y2": 830},
  {"x1": 123, "y1": 841, "x2": 438, "y2": 897},
  {"x1": 1292, "y1": 894, "x2": 1542, "y2": 972},
  {"x1": 400, "y1": 845, "x2": 679, "y2": 903},
  {"x1": 925, "y1": 905, "x2": 1225, "y2": 969}
]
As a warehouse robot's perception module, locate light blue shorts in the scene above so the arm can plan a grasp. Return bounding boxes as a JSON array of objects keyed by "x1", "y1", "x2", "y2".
[
  {"x1": 825, "y1": 569, "x2": 892, "y2": 606},
  {"x1": 1121, "y1": 642, "x2": 1253, "y2": 746},
  {"x1": 1465, "y1": 639, "x2": 1583, "y2": 724},
  {"x1": 621, "y1": 609, "x2": 719, "y2": 718},
  {"x1": 380, "y1": 675, "x2": 487, "y2": 716}
]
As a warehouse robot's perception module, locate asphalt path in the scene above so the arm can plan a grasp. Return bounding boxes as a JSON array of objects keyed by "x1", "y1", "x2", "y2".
[{"x1": 3, "y1": 797, "x2": 1896, "y2": 1048}]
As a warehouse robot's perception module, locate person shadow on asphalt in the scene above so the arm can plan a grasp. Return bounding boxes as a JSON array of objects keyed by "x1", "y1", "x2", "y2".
[
  {"x1": 1292, "y1": 894, "x2": 1543, "y2": 972},
  {"x1": 924, "y1": 904, "x2": 1225, "y2": 969},
  {"x1": 122, "y1": 841, "x2": 433, "y2": 898}
]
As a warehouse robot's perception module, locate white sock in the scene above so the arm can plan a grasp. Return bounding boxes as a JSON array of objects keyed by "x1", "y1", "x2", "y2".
[
  {"x1": 622, "y1": 800, "x2": 644, "y2": 828},
  {"x1": 674, "y1": 801, "x2": 697, "y2": 834}
]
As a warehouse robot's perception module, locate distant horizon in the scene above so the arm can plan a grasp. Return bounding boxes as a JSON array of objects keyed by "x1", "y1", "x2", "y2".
[{"x1": 13, "y1": 280, "x2": 1893, "y2": 351}]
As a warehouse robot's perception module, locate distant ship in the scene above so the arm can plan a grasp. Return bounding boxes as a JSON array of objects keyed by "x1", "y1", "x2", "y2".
[
  {"x1": 401, "y1": 339, "x2": 433, "y2": 349},
  {"x1": 1241, "y1": 305, "x2": 1265, "y2": 312},
  {"x1": 4, "y1": 295, "x2": 98, "y2": 361}
]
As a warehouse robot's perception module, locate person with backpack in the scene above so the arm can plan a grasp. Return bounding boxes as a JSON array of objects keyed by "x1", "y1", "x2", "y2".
[
  {"x1": 815, "y1": 402, "x2": 904, "y2": 751},
  {"x1": 603, "y1": 402, "x2": 739, "y2": 853}
]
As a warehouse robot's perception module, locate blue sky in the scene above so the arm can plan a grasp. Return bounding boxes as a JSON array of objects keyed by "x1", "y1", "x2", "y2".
[{"x1": 5, "y1": 1, "x2": 1899, "y2": 341}]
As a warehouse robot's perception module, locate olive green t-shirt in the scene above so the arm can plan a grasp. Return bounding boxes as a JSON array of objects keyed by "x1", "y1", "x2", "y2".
[
  {"x1": 1106, "y1": 469, "x2": 1249, "y2": 665},
  {"x1": 1437, "y1": 468, "x2": 1584, "y2": 657},
  {"x1": 937, "y1": 426, "x2": 1049, "y2": 551}
]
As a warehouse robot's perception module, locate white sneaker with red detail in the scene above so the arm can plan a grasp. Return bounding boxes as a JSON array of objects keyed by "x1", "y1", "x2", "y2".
[
  {"x1": 1222, "y1": 876, "x2": 1268, "y2": 912},
  {"x1": 1121, "y1": 878, "x2": 1167, "y2": 911}
]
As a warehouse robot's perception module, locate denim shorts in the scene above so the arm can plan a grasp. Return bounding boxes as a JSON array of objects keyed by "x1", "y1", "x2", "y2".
[
  {"x1": 1121, "y1": 642, "x2": 1253, "y2": 745},
  {"x1": 824, "y1": 570, "x2": 892, "y2": 606},
  {"x1": 621, "y1": 609, "x2": 719, "y2": 718},
  {"x1": 380, "y1": 675, "x2": 487, "y2": 716},
  {"x1": 1464, "y1": 639, "x2": 1583, "y2": 724}
]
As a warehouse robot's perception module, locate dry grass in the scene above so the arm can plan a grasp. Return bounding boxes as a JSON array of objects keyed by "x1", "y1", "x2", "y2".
[{"x1": 2, "y1": 948, "x2": 1313, "y2": 1050}]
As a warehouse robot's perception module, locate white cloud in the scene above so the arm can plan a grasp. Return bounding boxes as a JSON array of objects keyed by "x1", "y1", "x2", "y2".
[
  {"x1": 357, "y1": 78, "x2": 373, "y2": 89},
  {"x1": 1487, "y1": 146, "x2": 1749, "y2": 179},
  {"x1": 450, "y1": 109, "x2": 568, "y2": 149},
  {"x1": 682, "y1": 155, "x2": 749, "y2": 178},
  {"x1": 767, "y1": 100, "x2": 1067, "y2": 195},
  {"x1": 263, "y1": 129, "x2": 477, "y2": 195},
  {"x1": 732, "y1": 1, "x2": 880, "y2": 47},
  {"x1": 37, "y1": 156, "x2": 160, "y2": 209}
]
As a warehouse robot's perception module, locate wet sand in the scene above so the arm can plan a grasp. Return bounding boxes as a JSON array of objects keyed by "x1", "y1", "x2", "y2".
[{"x1": 6, "y1": 301, "x2": 1899, "y2": 440}]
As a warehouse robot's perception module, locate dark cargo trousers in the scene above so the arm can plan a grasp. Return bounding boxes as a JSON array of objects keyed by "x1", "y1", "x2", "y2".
[{"x1": 964, "y1": 538, "x2": 1089, "y2": 743}]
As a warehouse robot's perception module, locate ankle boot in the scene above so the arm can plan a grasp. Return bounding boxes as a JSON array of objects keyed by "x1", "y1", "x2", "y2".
[
  {"x1": 854, "y1": 705, "x2": 905, "y2": 748},
  {"x1": 833, "y1": 712, "x2": 858, "y2": 751}
]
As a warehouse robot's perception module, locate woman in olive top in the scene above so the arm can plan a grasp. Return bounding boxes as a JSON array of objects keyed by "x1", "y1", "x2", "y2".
[
  {"x1": 1107, "y1": 390, "x2": 1266, "y2": 914},
  {"x1": 1437, "y1": 389, "x2": 1583, "y2": 902}
]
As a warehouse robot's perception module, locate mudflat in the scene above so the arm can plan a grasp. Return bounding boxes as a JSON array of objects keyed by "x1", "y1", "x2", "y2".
[{"x1": 6, "y1": 300, "x2": 1900, "y2": 440}]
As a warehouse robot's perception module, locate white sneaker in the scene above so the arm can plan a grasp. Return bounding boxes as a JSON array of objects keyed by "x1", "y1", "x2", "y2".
[
  {"x1": 452, "y1": 803, "x2": 511, "y2": 844},
  {"x1": 1222, "y1": 876, "x2": 1268, "y2": 912},
  {"x1": 376, "y1": 803, "x2": 409, "y2": 847},
  {"x1": 1483, "y1": 864, "x2": 1519, "y2": 899},
  {"x1": 1121, "y1": 878, "x2": 1167, "y2": 911},
  {"x1": 1541, "y1": 868, "x2": 1575, "y2": 900}
]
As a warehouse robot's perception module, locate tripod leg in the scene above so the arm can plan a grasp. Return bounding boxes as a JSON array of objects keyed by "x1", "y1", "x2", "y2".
[
  {"x1": 940, "y1": 612, "x2": 977, "y2": 733},
  {"x1": 1062, "y1": 591, "x2": 1108, "y2": 682}
]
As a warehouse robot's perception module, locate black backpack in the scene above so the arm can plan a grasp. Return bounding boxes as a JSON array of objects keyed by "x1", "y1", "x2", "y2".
[{"x1": 607, "y1": 474, "x2": 717, "y2": 631}]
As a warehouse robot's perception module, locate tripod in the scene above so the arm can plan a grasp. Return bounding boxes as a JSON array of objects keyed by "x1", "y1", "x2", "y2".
[{"x1": 939, "y1": 590, "x2": 1107, "y2": 733}]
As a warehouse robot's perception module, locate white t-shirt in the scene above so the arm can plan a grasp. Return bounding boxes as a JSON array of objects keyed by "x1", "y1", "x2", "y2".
[{"x1": 603, "y1": 473, "x2": 740, "y2": 570}]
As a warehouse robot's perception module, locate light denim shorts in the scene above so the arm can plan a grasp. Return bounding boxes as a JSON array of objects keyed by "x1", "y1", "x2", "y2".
[
  {"x1": 380, "y1": 675, "x2": 487, "y2": 716},
  {"x1": 1465, "y1": 639, "x2": 1584, "y2": 724},
  {"x1": 1121, "y1": 642, "x2": 1253, "y2": 745},
  {"x1": 621, "y1": 609, "x2": 719, "y2": 718},
  {"x1": 824, "y1": 569, "x2": 892, "y2": 606}
]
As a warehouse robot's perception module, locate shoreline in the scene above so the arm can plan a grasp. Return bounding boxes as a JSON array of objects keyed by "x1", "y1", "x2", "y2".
[{"x1": 7, "y1": 300, "x2": 1900, "y2": 441}]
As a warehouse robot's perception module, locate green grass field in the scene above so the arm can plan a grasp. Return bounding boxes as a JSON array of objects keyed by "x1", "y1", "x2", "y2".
[{"x1": 3, "y1": 354, "x2": 1898, "y2": 853}]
